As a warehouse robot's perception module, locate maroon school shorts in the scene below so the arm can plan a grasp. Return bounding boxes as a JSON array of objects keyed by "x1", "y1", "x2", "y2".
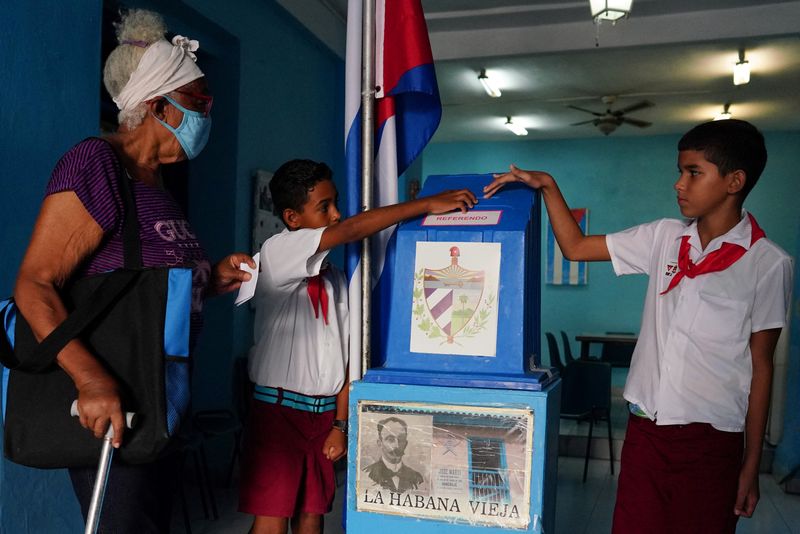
[
  {"x1": 238, "y1": 400, "x2": 336, "y2": 517},
  {"x1": 612, "y1": 414, "x2": 744, "y2": 534}
]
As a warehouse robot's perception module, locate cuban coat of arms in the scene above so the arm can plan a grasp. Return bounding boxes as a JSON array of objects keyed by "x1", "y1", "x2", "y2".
[{"x1": 410, "y1": 242, "x2": 501, "y2": 356}]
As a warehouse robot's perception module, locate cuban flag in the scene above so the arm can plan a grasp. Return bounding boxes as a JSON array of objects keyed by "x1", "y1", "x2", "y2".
[
  {"x1": 547, "y1": 208, "x2": 589, "y2": 285},
  {"x1": 344, "y1": 0, "x2": 441, "y2": 379}
]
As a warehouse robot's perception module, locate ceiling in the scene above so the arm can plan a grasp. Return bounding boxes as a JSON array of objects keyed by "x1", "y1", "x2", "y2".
[{"x1": 278, "y1": 0, "x2": 800, "y2": 141}]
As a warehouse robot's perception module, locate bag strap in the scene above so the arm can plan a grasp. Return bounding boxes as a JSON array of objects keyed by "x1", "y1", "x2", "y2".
[
  {"x1": 5, "y1": 152, "x2": 145, "y2": 372},
  {"x1": 117, "y1": 160, "x2": 143, "y2": 270},
  {"x1": 4, "y1": 270, "x2": 142, "y2": 373}
]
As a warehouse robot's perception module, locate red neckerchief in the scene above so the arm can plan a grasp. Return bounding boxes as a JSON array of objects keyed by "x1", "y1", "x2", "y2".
[
  {"x1": 306, "y1": 268, "x2": 329, "y2": 324},
  {"x1": 661, "y1": 213, "x2": 765, "y2": 295}
]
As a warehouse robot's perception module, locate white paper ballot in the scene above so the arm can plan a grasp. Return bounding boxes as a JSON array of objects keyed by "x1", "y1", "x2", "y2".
[{"x1": 234, "y1": 252, "x2": 260, "y2": 306}]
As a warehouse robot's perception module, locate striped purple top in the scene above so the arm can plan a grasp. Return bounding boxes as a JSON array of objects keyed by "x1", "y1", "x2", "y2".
[{"x1": 46, "y1": 138, "x2": 210, "y2": 349}]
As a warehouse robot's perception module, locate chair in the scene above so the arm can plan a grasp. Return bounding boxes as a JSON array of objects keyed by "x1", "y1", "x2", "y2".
[
  {"x1": 559, "y1": 360, "x2": 614, "y2": 482},
  {"x1": 192, "y1": 356, "x2": 252, "y2": 488},
  {"x1": 600, "y1": 340, "x2": 634, "y2": 367},
  {"x1": 545, "y1": 332, "x2": 565, "y2": 373},
  {"x1": 176, "y1": 428, "x2": 218, "y2": 529},
  {"x1": 560, "y1": 330, "x2": 577, "y2": 364}
]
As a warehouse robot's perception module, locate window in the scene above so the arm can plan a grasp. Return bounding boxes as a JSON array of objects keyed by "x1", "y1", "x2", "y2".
[{"x1": 467, "y1": 437, "x2": 510, "y2": 502}]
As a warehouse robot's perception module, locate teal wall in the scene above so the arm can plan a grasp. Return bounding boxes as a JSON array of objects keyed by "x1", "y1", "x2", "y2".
[
  {"x1": 182, "y1": 0, "x2": 346, "y2": 412},
  {"x1": 0, "y1": 0, "x2": 344, "y2": 530},
  {"x1": 422, "y1": 132, "x2": 800, "y2": 357},
  {"x1": 0, "y1": 2, "x2": 102, "y2": 531}
]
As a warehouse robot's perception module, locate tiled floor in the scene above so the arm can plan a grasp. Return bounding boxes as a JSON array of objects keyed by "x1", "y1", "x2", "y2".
[
  {"x1": 175, "y1": 457, "x2": 800, "y2": 533},
  {"x1": 174, "y1": 372, "x2": 798, "y2": 533}
]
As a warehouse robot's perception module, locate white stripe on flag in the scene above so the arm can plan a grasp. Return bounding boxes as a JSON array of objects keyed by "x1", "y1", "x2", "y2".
[{"x1": 345, "y1": 0, "x2": 363, "y2": 380}]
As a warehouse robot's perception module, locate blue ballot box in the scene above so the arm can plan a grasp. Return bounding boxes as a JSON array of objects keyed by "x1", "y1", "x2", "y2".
[
  {"x1": 364, "y1": 173, "x2": 553, "y2": 390},
  {"x1": 347, "y1": 174, "x2": 560, "y2": 534}
]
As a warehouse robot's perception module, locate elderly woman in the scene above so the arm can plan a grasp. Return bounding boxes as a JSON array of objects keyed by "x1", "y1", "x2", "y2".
[{"x1": 12, "y1": 9, "x2": 252, "y2": 532}]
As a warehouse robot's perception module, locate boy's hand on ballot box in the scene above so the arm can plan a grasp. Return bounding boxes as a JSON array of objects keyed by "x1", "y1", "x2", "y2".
[
  {"x1": 323, "y1": 428, "x2": 347, "y2": 462},
  {"x1": 425, "y1": 189, "x2": 478, "y2": 214},
  {"x1": 483, "y1": 164, "x2": 554, "y2": 199}
]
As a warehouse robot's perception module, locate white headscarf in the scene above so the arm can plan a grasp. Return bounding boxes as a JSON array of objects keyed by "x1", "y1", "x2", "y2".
[{"x1": 114, "y1": 35, "x2": 204, "y2": 111}]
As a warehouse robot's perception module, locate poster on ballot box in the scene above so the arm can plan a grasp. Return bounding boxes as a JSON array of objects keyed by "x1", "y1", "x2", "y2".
[{"x1": 356, "y1": 401, "x2": 533, "y2": 529}]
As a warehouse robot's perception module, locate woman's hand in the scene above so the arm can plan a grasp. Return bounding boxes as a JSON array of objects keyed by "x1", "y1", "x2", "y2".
[
  {"x1": 323, "y1": 428, "x2": 347, "y2": 462},
  {"x1": 209, "y1": 253, "x2": 256, "y2": 296},
  {"x1": 75, "y1": 370, "x2": 126, "y2": 447},
  {"x1": 483, "y1": 164, "x2": 555, "y2": 199},
  {"x1": 425, "y1": 189, "x2": 477, "y2": 214}
]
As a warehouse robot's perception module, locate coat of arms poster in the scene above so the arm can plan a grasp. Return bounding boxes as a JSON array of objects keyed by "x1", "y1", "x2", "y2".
[{"x1": 410, "y1": 242, "x2": 501, "y2": 357}]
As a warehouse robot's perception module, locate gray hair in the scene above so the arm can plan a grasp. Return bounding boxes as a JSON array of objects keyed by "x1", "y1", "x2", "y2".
[{"x1": 103, "y1": 9, "x2": 167, "y2": 129}]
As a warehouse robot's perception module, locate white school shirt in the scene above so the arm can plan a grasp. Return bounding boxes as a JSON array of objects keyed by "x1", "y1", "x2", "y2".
[
  {"x1": 606, "y1": 211, "x2": 793, "y2": 431},
  {"x1": 248, "y1": 227, "x2": 349, "y2": 397}
]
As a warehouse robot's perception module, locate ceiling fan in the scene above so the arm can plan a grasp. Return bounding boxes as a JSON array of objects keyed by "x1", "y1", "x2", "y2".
[{"x1": 568, "y1": 95, "x2": 654, "y2": 135}]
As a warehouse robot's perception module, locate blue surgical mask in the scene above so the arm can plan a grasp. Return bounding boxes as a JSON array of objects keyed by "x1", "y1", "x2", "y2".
[{"x1": 157, "y1": 95, "x2": 212, "y2": 159}]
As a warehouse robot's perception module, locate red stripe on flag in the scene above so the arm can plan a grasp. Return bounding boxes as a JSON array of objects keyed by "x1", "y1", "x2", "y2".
[
  {"x1": 376, "y1": 97, "x2": 395, "y2": 130},
  {"x1": 381, "y1": 0, "x2": 434, "y2": 96}
]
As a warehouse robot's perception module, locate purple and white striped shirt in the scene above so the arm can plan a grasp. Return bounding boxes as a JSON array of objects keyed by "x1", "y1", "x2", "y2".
[{"x1": 46, "y1": 138, "x2": 210, "y2": 349}]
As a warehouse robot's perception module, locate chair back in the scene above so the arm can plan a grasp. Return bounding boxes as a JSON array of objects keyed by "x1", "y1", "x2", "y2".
[
  {"x1": 560, "y1": 360, "x2": 611, "y2": 417},
  {"x1": 560, "y1": 330, "x2": 576, "y2": 364},
  {"x1": 545, "y1": 332, "x2": 565, "y2": 372},
  {"x1": 601, "y1": 342, "x2": 634, "y2": 367}
]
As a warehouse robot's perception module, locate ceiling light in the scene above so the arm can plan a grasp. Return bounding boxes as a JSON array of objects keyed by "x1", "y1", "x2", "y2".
[
  {"x1": 733, "y1": 49, "x2": 750, "y2": 86},
  {"x1": 714, "y1": 103, "x2": 732, "y2": 121},
  {"x1": 505, "y1": 117, "x2": 528, "y2": 136},
  {"x1": 478, "y1": 69, "x2": 502, "y2": 98},
  {"x1": 589, "y1": 0, "x2": 633, "y2": 22}
]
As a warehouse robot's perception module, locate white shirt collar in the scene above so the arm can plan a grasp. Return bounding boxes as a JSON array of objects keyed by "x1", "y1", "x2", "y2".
[
  {"x1": 381, "y1": 457, "x2": 402, "y2": 473},
  {"x1": 679, "y1": 209, "x2": 753, "y2": 256}
]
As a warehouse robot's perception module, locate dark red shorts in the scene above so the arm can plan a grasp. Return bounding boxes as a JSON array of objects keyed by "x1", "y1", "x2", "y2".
[
  {"x1": 238, "y1": 400, "x2": 336, "y2": 517},
  {"x1": 612, "y1": 414, "x2": 744, "y2": 534}
]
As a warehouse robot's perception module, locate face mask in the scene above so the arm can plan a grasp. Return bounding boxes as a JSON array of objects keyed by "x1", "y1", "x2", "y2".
[{"x1": 157, "y1": 95, "x2": 212, "y2": 159}]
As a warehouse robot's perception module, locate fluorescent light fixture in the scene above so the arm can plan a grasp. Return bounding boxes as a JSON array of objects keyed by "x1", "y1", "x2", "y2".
[
  {"x1": 714, "y1": 103, "x2": 732, "y2": 121},
  {"x1": 505, "y1": 117, "x2": 528, "y2": 136},
  {"x1": 478, "y1": 69, "x2": 502, "y2": 98},
  {"x1": 589, "y1": 0, "x2": 633, "y2": 21},
  {"x1": 733, "y1": 50, "x2": 750, "y2": 85}
]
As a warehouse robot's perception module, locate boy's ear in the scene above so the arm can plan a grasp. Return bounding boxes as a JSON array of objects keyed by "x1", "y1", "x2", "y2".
[
  {"x1": 727, "y1": 170, "x2": 746, "y2": 195},
  {"x1": 283, "y1": 208, "x2": 301, "y2": 230}
]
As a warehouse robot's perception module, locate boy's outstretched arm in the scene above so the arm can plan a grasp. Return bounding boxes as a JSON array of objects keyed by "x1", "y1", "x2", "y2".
[
  {"x1": 735, "y1": 327, "x2": 780, "y2": 518},
  {"x1": 317, "y1": 189, "x2": 477, "y2": 252},
  {"x1": 484, "y1": 164, "x2": 609, "y2": 261}
]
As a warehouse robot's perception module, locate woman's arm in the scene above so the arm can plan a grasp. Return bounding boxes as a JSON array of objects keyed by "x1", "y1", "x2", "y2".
[{"x1": 14, "y1": 191, "x2": 127, "y2": 447}]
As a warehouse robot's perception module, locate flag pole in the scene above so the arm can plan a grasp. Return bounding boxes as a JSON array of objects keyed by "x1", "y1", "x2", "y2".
[{"x1": 360, "y1": 0, "x2": 376, "y2": 379}]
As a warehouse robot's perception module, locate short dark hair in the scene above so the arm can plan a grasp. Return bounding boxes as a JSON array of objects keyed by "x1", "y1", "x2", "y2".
[
  {"x1": 678, "y1": 119, "x2": 767, "y2": 200},
  {"x1": 269, "y1": 159, "x2": 332, "y2": 226},
  {"x1": 377, "y1": 417, "x2": 408, "y2": 439}
]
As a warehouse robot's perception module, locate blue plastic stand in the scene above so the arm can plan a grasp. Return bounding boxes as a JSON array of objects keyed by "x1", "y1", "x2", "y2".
[{"x1": 347, "y1": 382, "x2": 560, "y2": 534}]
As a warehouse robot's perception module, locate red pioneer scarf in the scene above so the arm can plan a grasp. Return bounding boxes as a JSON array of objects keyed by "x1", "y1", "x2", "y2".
[{"x1": 661, "y1": 213, "x2": 765, "y2": 295}]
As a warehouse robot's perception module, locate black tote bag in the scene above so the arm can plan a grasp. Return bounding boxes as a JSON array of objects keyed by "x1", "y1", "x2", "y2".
[{"x1": 0, "y1": 169, "x2": 193, "y2": 468}]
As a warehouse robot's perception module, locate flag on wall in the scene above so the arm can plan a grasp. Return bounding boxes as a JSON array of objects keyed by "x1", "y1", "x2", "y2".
[
  {"x1": 344, "y1": 0, "x2": 441, "y2": 378},
  {"x1": 546, "y1": 208, "x2": 589, "y2": 285}
]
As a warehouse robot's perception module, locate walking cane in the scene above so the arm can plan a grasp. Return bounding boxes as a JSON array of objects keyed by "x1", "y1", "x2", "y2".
[{"x1": 70, "y1": 400, "x2": 137, "y2": 534}]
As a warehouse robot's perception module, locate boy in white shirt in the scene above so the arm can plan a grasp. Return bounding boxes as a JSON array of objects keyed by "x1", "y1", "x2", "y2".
[
  {"x1": 239, "y1": 159, "x2": 476, "y2": 534},
  {"x1": 483, "y1": 120, "x2": 793, "y2": 534}
]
